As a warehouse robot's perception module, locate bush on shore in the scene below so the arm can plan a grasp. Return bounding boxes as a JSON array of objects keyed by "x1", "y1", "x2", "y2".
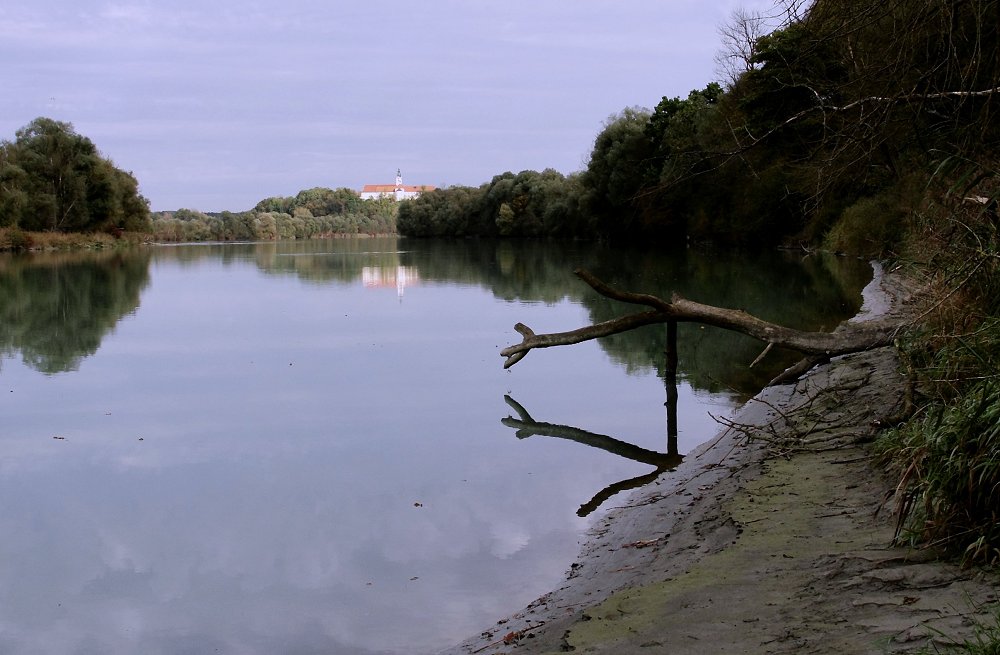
[{"x1": 0, "y1": 227, "x2": 149, "y2": 252}]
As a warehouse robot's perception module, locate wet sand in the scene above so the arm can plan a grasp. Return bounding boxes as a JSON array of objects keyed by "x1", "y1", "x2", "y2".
[{"x1": 441, "y1": 267, "x2": 999, "y2": 654}]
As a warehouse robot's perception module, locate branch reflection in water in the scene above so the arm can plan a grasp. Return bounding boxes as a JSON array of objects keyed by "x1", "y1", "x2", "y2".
[{"x1": 502, "y1": 395, "x2": 683, "y2": 517}]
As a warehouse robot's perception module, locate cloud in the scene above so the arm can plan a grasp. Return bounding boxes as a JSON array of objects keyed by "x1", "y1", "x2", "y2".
[{"x1": 1, "y1": 0, "x2": 780, "y2": 209}]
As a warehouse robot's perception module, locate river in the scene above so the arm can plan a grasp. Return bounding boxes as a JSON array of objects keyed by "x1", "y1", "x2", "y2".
[{"x1": 0, "y1": 237, "x2": 871, "y2": 654}]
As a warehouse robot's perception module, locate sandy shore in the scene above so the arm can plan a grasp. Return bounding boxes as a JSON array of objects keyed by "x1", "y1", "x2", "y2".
[{"x1": 441, "y1": 266, "x2": 999, "y2": 654}]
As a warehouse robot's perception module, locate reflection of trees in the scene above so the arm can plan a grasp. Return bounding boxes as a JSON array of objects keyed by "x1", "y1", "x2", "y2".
[
  {"x1": 150, "y1": 239, "x2": 404, "y2": 284},
  {"x1": 148, "y1": 238, "x2": 870, "y2": 396},
  {"x1": 0, "y1": 251, "x2": 151, "y2": 374},
  {"x1": 399, "y1": 238, "x2": 600, "y2": 305},
  {"x1": 502, "y1": 396, "x2": 683, "y2": 517},
  {"x1": 404, "y1": 239, "x2": 870, "y2": 395},
  {"x1": 578, "y1": 247, "x2": 873, "y2": 395},
  {"x1": 251, "y1": 239, "x2": 402, "y2": 284}
]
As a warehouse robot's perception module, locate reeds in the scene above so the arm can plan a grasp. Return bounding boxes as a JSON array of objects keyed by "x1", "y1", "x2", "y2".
[{"x1": 878, "y1": 366, "x2": 1000, "y2": 565}]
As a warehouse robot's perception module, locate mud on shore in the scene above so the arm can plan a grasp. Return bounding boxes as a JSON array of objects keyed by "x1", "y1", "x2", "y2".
[{"x1": 442, "y1": 270, "x2": 999, "y2": 655}]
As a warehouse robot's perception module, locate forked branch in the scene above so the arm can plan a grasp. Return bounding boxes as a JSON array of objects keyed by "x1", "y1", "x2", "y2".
[{"x1": 501, "y1": 269, "x2": 901, "y2": 379}]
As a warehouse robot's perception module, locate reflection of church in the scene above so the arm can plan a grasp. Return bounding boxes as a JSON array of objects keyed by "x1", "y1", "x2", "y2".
[
  {"x1": 359, "y1": 169, "x2": 435, "y2": 201},
  {"x1": 361, "y1": 266, "x2": 420, "y2": 300}
]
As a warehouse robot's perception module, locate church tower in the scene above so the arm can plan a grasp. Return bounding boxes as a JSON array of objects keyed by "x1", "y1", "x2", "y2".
[{"x1": 394, "y1": 168, "x2": 404, "y2": 201}]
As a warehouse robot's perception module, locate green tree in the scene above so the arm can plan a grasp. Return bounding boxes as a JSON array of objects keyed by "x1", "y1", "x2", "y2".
[
  {"x1": 0, "y1": 150, "x2": 28, "y2": 228},
  {"x1": 581, "y1": 107, "x2": 654, "y2": 237},
  {"x1": 0, "y1": 117, "x2": 149, "y2": 233}
]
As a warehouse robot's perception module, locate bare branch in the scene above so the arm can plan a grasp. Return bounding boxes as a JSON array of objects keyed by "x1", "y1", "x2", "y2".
[{"x1": 502, "y1": 269, "x2": 904, "y2": 381}]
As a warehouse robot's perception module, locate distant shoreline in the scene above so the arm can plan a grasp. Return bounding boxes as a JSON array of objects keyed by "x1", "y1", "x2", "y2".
[{"x1": 0, "y1": 229, "x2": 400, "y2": 253}]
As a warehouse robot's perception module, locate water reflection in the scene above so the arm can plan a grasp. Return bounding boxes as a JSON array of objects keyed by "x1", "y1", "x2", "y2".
[
  {"x1": 0, "y1": 239, "x2": 872, "y2": 653},
  {"x1": 265, "y1": 239, "x2": 870, "y2": 394},
  {"x1": 502, "y1": 396, "x2": 683, "y2": 517},
  {"x1": 2, "y1": 238, "x2": 871, "y2": 396},
  {"x1": 0, "y1": 250, "x2": 150, "y2": 374},
  {"x1": 361, "y1": 266, "x2": 420, "y2": 300},
  {"x1": 571, "y1": 245, "x2": 872, "y2": 395}
]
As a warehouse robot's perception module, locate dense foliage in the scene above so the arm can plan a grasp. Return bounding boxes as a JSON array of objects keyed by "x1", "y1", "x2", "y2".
[
  {"x1": 150, "y1": 188, "x2": 398, "y2": 241},
  {"x1": 397, "y1": 169, "x2": 590, "y2": 238},
  {"x1": 875, "y1": 186, "x2": 1000, "y2": 565},
  {"x1": 742, "y1": 0, "x2": 1000, "y2": 568},
  {"x1": 400, "y1": 0, "x2": 1000, "y2": 251},
  {"x1": 0, "y1": 118, "x2": 150, "y2": 234}
]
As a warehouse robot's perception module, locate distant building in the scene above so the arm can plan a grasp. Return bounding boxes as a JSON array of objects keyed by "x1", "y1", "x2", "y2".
[{"x1": 360, "y1": 169, "x2": 435, "y2": 201}]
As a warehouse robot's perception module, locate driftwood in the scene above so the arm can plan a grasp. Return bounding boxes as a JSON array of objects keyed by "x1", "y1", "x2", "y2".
[{"x1": 501, "y1": 268, "x2": 902, "y2": 385}]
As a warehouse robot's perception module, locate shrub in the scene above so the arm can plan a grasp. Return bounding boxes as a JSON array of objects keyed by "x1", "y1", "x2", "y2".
[
  {"x1": 824, "y1": 191, "x2": 907, "y2": 257},
  {"x1": 2, "y1": 227, "x2": 33, "y2": 251}
]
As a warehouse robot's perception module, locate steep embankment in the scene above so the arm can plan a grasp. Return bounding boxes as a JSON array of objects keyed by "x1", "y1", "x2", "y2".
[{"x1": 444, "y1": 269, "x2": 999, "y2": 655}]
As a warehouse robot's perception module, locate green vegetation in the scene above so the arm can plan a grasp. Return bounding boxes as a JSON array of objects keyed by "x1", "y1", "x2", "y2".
[
  {"x1": 397, "y1": 169, "x2": 589, "y2": 238},
  {"x1": 0, "y1": 118, "x2": 151, "y2": 236},
  {"x1": 0, "y1": 227, "x2": 150, "y2": 251},
  {"x1": 876, "y1": 181, "x2": 1000, "y2": 566},
  {"x1": 150, "y1": 187, "x2": 398, "y2": 241},
  {"x1": 0, "y1": 117, "x2": 399, "y2": 247},
  {"x1": 878, "y1": 379, "x2": 1000, "y2": 563},
  {"x1": 917, "y1": 606, "x2": 1000, "y2": 654},
  {"x1": 400, "y1": 0, "x2": 999, "y2": 251}
]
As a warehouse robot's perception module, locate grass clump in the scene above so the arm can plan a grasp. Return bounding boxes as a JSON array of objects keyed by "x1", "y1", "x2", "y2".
[
  {"x1": 961, "y1": 611, "x2": 1000, "y2": 655},
  {"x1": 877, "y1": 377, "x2": 1000, "y2": 564},
  {"x1": 917, "y1": 606, "x2": 1000, "y2": 654}
]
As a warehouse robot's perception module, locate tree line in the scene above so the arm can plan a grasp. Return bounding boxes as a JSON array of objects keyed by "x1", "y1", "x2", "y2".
[
  {"x1": 400, "y1": 0, "x2": 1000, "y2": 255},
  {"x1": 5, "y1": 0, "x2": 997, "y2": 255},
  {"x1": 0, "y1": 118, "x2": 399, "y2": 244},
  {"x1": 397, "y1": 168, "x2": 592, "y2": 238},
  {"x1": 149, "y1": 188, "x2": 398, "y2": 242}
]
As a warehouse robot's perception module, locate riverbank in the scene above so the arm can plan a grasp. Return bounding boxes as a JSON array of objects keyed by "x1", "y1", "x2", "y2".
[
  {"x1": 0, "y1": 228, "x2": 405, "y2": 252},
  {"x1": 0, "y1": 228, "x2": 152, "y2": 251},
  {"x1": 442, "y1": 267, "x2": 999, "y2": 654}
]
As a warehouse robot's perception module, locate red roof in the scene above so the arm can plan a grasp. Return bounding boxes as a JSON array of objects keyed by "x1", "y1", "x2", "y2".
[{"x1": 361, "y1": 184, "x2": 436, "y2": 193}]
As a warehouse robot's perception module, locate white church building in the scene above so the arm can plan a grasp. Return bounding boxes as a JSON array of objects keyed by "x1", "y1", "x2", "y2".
[{"x1": 360, "y1": 170, "x2": 435, "y2": 201}]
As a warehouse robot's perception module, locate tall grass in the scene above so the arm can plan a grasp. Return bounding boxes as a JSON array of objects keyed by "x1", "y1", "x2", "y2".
[
  {"x1": 876, "y1": 163, "x2": 1000, "y2": 565},
  {"x1": 877, "y1": 378, "x2": 1000, "y2": 563}
]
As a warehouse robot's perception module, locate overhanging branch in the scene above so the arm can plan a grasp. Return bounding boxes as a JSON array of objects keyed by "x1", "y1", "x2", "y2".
[{"x1": 501, "y1": 269, "x2": 902, "y2": 379}]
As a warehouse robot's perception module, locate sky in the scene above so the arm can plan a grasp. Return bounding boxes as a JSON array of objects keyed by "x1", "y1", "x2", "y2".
[{"x1": 2, "y1": 0, "x2": 778, "y2": 212}]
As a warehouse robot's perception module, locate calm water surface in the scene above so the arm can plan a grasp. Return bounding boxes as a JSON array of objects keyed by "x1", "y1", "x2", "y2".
[{"x1": 0, "y1": 238, "x2": 871, "y2": 654}]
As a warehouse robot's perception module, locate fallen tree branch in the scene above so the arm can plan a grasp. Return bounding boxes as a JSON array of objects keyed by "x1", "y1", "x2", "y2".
[{"x1": 501, "y1": 269, "x2": 903, "y2": 382}]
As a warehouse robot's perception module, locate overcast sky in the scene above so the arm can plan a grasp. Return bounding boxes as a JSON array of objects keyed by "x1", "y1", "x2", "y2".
[{"x1": 2, "y1": 0, "x2": 777, "y2": 212}]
